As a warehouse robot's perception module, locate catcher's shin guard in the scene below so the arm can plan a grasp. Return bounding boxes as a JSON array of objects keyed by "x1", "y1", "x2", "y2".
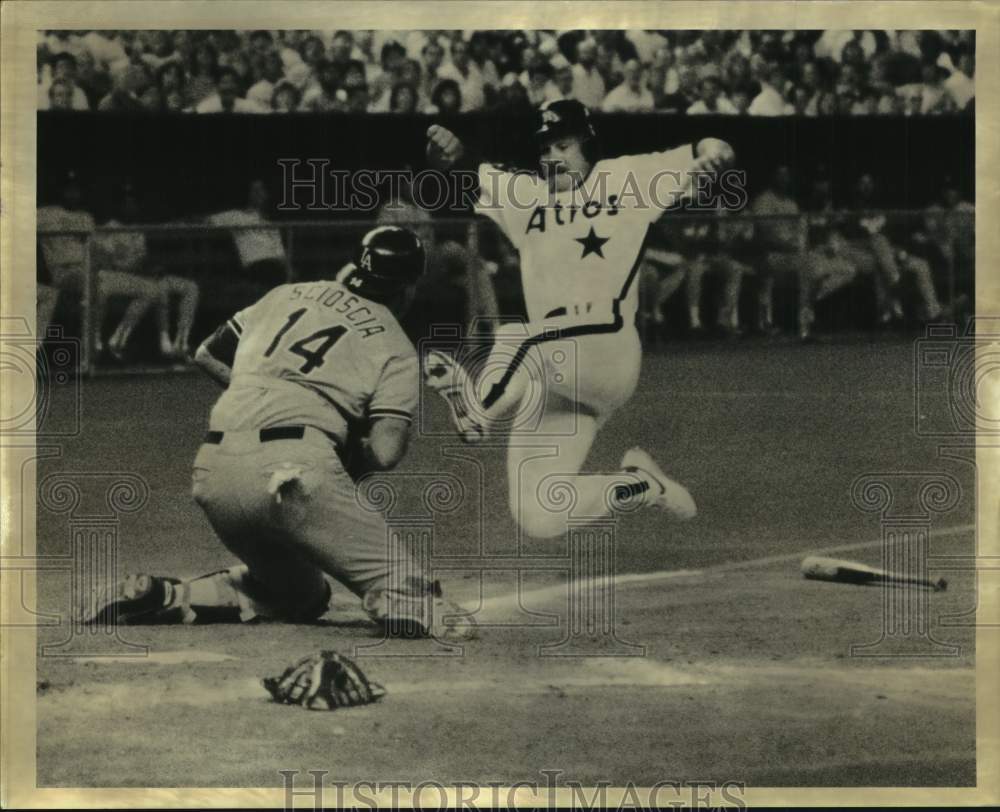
[{"x1": 77, "y1": 573, "x2": 181, "y2": 625}]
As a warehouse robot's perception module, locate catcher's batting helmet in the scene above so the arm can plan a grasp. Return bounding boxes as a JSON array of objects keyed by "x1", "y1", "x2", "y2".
[
  {"x1": 342, "y1": 225, "x2": 426, "y2": 302},
  {"x1": 534, "y1": 99, "x2": 596, "y2": 143}
]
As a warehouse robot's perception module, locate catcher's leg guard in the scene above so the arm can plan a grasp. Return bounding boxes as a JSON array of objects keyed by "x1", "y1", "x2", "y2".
[
  {"x1": 80, "y1": 566, "x2": 332, "y2": 625},
  {"x1": 175, "y1": 565, "x2": 332, "y2": 624},
  {"x1": 77, "y1": 573, "x2": 181, "y2": 625}
]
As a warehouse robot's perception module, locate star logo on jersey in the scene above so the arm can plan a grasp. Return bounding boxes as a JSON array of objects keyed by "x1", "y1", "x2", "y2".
[{"x1": 575, "y1": 226, "x2": 610, "y2": 259}]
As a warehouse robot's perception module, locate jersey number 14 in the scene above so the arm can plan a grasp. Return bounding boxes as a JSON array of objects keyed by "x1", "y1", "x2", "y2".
[{"x1": 263, "y1": 308, "x2": 347, "y2": 374}]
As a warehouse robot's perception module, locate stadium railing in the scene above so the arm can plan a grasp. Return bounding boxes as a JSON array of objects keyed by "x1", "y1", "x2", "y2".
[{"x1": 37, "y1": 209, "x2": 973, "y2": 375}]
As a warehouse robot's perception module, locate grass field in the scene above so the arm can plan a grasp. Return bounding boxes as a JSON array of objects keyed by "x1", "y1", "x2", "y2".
[{"x1": 33, "y1": 333, "x2": 977, "y2": 788}]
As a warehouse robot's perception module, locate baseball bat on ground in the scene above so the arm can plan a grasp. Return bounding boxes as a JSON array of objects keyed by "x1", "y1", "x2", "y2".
[{"x1": 801, "y1": 556, "x2": 948, "y2": 592}]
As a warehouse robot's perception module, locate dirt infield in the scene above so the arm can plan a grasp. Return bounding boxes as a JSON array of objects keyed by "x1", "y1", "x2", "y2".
[{"x1": 34, "y1": 336, "x2": 977, "y2": 788}]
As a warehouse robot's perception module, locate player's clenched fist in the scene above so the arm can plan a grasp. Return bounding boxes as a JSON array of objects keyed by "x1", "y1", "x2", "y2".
[
  {"x1": 426, "y1": 124, "x2": 465, "y2": 169},
  {"x1": 694, "y1": 138, "x2": 735, "y2": 173}
]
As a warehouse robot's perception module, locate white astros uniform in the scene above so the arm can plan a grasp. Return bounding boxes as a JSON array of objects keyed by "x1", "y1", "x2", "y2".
[
  {"x1": 473, "y1": 144, "x2": 696, "y2": 420},
  {"x1": 470, "y1": 145, "x2": 697, "y2": 539}
]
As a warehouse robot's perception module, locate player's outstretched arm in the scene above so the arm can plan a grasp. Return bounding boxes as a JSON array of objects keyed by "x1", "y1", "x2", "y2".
[
  {"x1": 425, "y1": 124, "x2": 466, "y2": 170},
  {"x1": 193, "y1": 318, "x2": 240, "y2": 387}
]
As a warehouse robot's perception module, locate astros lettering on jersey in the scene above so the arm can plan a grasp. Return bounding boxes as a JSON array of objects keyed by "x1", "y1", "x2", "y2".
[{"x1": 475, "y1": 145, "x2": 697, "y2": 325}]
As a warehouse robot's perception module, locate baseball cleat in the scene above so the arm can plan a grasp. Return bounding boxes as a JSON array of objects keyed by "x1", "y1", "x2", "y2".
[
  {"x1": 621, "y1": 447, "x2": 697, "y2": 520},
  {"x1": 423, "y1": 350, "x2": 486, "y2": 443},
  {"x1": 430, "y1": 597, "x2": 478, "y2": 642},
  {"x1": 77, "y1": 573, "x2": 176, "y2": 625}
]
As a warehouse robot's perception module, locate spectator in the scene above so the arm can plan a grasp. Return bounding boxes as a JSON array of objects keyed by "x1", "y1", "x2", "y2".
[
  {"x1": 249, "y1": 30, "x2": 275, "y2": 58},
  {"x1": 496, "y1": 73, "x2": 533, "y2": 114},
  {"x1": 97, "y1": 61, "x2": 154, "y2": 111},
  {"x1": 298, "y1": 35, "x2": 327, "y2": 69},
  {"x1": 594, "y1": 40, "x2": 625, "y2": 90},
  {"x1": 686, "y1": 74, "x2": 738, "y2": 114},
  {"x1": 37, "y1": 173, "x2": 159, "y2": 359},
  {"x1": 389, "y1": 82, "x2": 420, "y2": 113},
  {"x1": 157, "y1": 61, "x2": 188, "y2": 106},
  {"x1": 519, "y1": 60, "x2": 549, "y2": 106},
  {"x1": 653, "y1": 206, "x2": 751, "y2": 336},
  {"x1": 437, "y1": 38, "x2": 486, "y2": 111},
  {"x1": 139, "y1": 30, "x2": 180, "y2": 72},
  {"x1": 749, "y1": 63, "x2": 792, "y2": 115},
  {"x1": 139, "y1": 83, "x2": 163, "y2": 112},
  {"x1": 546, "y1": 57, "x2": 576, "y2": 103},
  {"x1": 420, "y1": 40, "x2": 446, "y2": 102},
  {"x1": 839, "y1": 173, "x2": 942, "y2": 323},
  {"x1": 302, "y1": 60, "x2": 343, "y2": 112},
  {"x1": 626, "y1": 30, "x2": 669, "y2": 66},
  {"x1": 206, "y1": 179, "x2": 289, "y2": 291},
  {"x1": 791, "y1": 85, "x2": 813, "y2": 116},
  {"x1": 730, "y1": 84, "x2": 754, "y2": 115},
  {"x1": 95, "y1": 185, "x2": 199, "y2": 360},
  {"x1": 572, "y1": 39, "x2": 606, "y2": 110},
  {"x1": 467, "y1": 31, "x2": 501, "y2": 93},
  {"x1": 37, "y1": 243, "x2": 61, "y2": 344},
  {"x1": 187, "y1": 41, "x2": 220, "y2": 105},
  {"x1": 195, "y1": 67, "x2": 267, "y2": 112},
  {"x1": 345, "y1": 84, "x2": 371, "y2": 112},
  {"x1": 47, "y1": 78, "x2": 76, "y2": 111},
  {"x1": 369, "y1": 40, "x2": 406, "y2": 110},
  {"x1": 271, "y1": 80, "x2": 303, "y2": 112},
  {"x1": 648, "y1": 45, "x2": 680, "y2": 99},
  {"x1": 877, "y1": 89, "x2": 906, "y2": 115},
  {"x1": 814, "y1": 30, "x2": 878, "y2": 64},
  {"x1": 943, "y1": 51, "x2": 974, "y2": 111},
  {"x1": 815, "y1": 90, "x2": 838, "y2": 115},
  {"x1": 430, "y1": 78, "x2": 462, "y2": 115},
  {"x1": 750, "y1": 165, "x2": 811, "y2": 336},
  {"x1": 723, "y1": 52, "x2": 754, "y2": 92},
  {"x1": 799, "y1": 60, "x2": 825, "y2": 104},
  {"x1": 38, "y1": 53, "x2": 90, "y2": 110},
  {"x1": 801, "y1": 173, "x2": 859, "y2": 320},
  {"x1": 339, "y1": 60, "x2": 371, "y2": 112},
  {"x1": 912, "y1": 62, "x2": 956, "y2": 114},
  {"x1": 922, "y1": 178, "x2": 974, "y2": 299},
  {"x1": 165, "y1": 88, "x2": 187, "y2": 113},
  {"x1": 246, "y1": 50, "x2": 286, "y2": 108},
  {"x1": 74, "y1": 49, "x2": 113, "y2": 109},
  {"x1": 601, "y1": 59, "x2": 654, "y2": 112},
  {"x1": 328, "y1": 30, "x2": 354, "y2": 70}
]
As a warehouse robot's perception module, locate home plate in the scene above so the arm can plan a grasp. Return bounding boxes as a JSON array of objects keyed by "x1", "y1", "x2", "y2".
[{"x1": 72, "y1": 650, "x2": 237, "y2": 665}]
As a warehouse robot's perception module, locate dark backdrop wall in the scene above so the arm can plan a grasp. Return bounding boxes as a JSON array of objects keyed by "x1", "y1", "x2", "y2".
[{"x1": 39, "y1": 112, "x2": 974, "y2": 217}]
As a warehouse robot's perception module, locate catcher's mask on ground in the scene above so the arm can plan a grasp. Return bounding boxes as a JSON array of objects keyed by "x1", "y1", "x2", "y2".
[{"x1": 341, "y1": 225, "x2": 426, "y2": 306}]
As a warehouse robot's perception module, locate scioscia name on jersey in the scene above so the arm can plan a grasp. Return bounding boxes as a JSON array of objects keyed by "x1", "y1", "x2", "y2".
[{"x1": 288, "y1": 283, "x2": 385, "y2": 338}]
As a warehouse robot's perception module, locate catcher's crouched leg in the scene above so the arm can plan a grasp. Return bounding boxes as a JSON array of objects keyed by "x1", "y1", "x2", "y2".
[
  {"x1": 79, "y1": 566, "x2": 331, "y2": 625},
  {"x1": 176, "y1": 565, "x2": 332, "y2": 623},
  {"x1": 362, "y1": 577, "x2": 476, "y2": 641}
]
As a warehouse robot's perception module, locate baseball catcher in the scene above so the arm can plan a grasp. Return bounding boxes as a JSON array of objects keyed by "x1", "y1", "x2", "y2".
[{"x1": 78, "y1": 225, "x2": 473, "y2": 641}]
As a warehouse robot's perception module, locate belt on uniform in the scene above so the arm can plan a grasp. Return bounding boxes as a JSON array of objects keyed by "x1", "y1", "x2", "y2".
[{"x1": 204, "y1": 425, "x2": 307, "y2": 445}]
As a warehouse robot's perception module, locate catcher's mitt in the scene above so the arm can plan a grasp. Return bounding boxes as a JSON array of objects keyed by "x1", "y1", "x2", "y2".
[{"x1": 263, "y1": 650, "x2": 386, "y2": 711}]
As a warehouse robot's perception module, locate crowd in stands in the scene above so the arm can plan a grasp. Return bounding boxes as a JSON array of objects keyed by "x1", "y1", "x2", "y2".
[{"x1": 38, "y1": 29, "x2": 975, "y2": 116}]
